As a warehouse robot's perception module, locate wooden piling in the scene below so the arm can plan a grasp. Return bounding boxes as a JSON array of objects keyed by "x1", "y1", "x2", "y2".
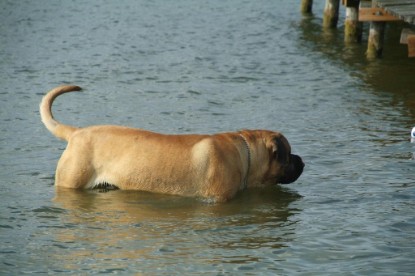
[
  {"x1": 366, "y1": 1, "x2": 387, "y2": 59},
  {"x1": 301, "y1": 0, "x2": 313, "y2": 14},
  {"x1": 344, "y1": 0, "x2": 362, "y2": 43},
  {"x1": 366, "y1": 21, "x2": 386, "y2": 59},
  {"x1": 323, "y1": 0, "x2": 340, "y2": 28}
]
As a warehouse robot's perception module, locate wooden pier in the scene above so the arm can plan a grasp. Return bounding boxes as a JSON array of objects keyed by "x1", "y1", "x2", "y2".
[
  {"x1": 376, "y1": 0, "x2": 415, "y2": 24},
  {"x1": 302, "y1": 0, "x2": 415, "y2": 58}
]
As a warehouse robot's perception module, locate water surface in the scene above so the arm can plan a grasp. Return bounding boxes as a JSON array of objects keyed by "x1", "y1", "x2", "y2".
[{"x1": 1, "y1": 0, "x2": 414, "y2": 274}]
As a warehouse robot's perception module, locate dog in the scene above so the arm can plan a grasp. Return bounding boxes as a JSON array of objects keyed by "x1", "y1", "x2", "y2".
[{"x1": 40, "y1": 85, "x2": 304, "y2": 202}]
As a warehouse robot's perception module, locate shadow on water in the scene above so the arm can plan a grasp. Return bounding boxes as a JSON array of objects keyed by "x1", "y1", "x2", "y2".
[
  {"x1": 53, "y1": 185, "x2": 301, "y2": 223},
  {"x1": 48, "y1": 186, "x2": 302, "y2": 270}
]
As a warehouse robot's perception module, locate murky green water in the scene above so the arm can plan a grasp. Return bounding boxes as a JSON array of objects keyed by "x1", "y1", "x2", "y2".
[{"x1": 1, "y1": 0, "x2": 414, "y2": 274}]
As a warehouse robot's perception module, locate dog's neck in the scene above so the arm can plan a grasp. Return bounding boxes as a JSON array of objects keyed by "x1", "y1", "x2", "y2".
[{"x1": 238, "y1": 134, "x2": 251, "y2": 190}]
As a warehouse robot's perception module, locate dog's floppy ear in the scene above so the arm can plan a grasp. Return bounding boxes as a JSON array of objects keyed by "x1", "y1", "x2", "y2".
[{"x1": 272, "y1": 136, "x2": 289, "y2": 164}]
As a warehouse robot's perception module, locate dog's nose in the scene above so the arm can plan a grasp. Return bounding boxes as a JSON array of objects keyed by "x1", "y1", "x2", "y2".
[
  {"x1": 292, "y1": 154, "x2": 304, "y2": 169},
  {"x1": 299, "y1": 157, "x2": 305, "y2": 169},
  {"x1": 279, "y1": 154, "x2": 304, "y2": 184}
]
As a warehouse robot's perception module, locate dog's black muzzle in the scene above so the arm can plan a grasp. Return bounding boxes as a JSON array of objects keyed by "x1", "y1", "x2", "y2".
[{"x1": 279, "y1": 154, "x2": 304, "y2": 184}]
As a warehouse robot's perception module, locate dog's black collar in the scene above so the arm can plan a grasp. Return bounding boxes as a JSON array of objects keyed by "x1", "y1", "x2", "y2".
[{"x1": 239, "y1": 134, "x2": 251, "y2": 190}]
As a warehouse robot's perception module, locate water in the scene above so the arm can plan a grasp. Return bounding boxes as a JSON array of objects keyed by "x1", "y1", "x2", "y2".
[{"x1": 1, "y1": 0, "x2": 414, "y2": 274}]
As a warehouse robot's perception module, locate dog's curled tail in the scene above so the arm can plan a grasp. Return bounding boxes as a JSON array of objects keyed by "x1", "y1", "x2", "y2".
[{"x1": 40, "y1": 85, "x2": 82, "y2": 141}]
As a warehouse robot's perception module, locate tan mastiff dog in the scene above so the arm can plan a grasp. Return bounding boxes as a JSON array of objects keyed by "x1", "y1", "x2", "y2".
[{"x1": 40, "y1": 85, "x2": 304, "y2": 202}]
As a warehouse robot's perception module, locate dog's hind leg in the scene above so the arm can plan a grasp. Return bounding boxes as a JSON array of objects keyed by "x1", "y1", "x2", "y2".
[{"x1": 55, "y1": 149, "x2": 95, "y2": 189}]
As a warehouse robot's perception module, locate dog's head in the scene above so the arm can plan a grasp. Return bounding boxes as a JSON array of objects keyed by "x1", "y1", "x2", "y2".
[{"x1": 243, "y1": 130, "x2": 304, "y2": 186}]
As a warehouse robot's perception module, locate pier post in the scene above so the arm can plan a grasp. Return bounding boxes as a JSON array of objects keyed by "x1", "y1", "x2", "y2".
[
  {"x1": 366, "y1": 1, "x2": 386, "y2": 59},
  {"x1": 344, "y1": 0, "x2": 362, "y2": 43},
  {"x1": 366, "y1": 21, "x2": 386, "y2": 58},
  {"x1": 301, "y1": 0, "x2": 313, "y2": 14},
  {"x1": 323, "y1": 0, "x2": 340, "y2": 28}
]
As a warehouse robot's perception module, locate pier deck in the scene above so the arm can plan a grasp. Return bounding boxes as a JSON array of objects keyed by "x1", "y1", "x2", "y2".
[{"x1": 376, "y1": 0, "x2": 415, "y2": 24}]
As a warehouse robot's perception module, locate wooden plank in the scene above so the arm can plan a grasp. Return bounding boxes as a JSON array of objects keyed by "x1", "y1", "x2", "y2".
[
  {"x1": 375, "y1": 0, "x2": 415, "y2": 23},
  {"x1": 383, "y1": 5, "x2": 415, "y2": 12},
  {"x1": 385, "y1": 8, "x2": 415, "y2": 24},
  {"x1": 408, "y1": 35, "x2": 415, "y2": 57},
  {"x1": 377, "y1": 0, "x2": 415, "y2": 6},
  {"x1": 359, "y1": 7, "x2": 401, "y2": 21},
  {"x1": 400, "y1": 28, "x2": 415, "y2": 44}
]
